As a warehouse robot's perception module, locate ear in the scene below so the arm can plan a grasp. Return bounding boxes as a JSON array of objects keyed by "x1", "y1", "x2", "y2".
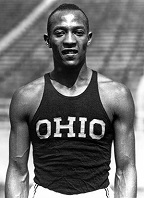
[
  {"x1": 87, "y1": 32, "x2": 92, "y2": 46},
  {"x1": 44, "y1": 33, "x2": 51, "y2": 48}
]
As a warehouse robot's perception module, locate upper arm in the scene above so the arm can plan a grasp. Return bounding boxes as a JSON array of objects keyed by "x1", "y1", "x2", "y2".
[
  {"x1": 8, "y1": 89, "x2": 30, "y2": 173},
  {"x1": 113, "y1": 85, "x2": 136, "y2": 169}
]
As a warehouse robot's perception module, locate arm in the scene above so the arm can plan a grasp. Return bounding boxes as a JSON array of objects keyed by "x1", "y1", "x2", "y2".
[
  {"x1": 113, "y1": 85, "x2": 137, "y2": 198},
  {"x1": 5, "y1": 90, "x2": 30, "y2": 198}
]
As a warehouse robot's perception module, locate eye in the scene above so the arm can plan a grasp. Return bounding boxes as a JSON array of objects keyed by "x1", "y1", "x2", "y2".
[
  {"x1": 75, "y1": 29, "x2": 85, "y2": 36},
  {"x1": 54, "y1": 30, "x2": 65, "y2": 37}
]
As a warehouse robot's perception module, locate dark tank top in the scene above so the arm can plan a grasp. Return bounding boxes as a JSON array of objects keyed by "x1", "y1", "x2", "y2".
[{"x1": 29, "y1": 70, "x2": 114, "y2": 195}]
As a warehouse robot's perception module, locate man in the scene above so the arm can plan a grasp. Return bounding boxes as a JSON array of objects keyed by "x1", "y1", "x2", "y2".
[{"x1": 5, "y1": 3, "x2": 137, "y2": 198}]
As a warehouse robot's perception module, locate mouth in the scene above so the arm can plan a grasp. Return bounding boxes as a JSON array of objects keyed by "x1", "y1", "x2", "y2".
[{"x1": 62, "y1": 49, "x2": 78, "y2": 55}]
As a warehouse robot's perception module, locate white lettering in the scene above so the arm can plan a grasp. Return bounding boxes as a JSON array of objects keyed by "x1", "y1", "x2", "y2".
[
  {"x1": 78, "y1": 117, "x2": 87, "y2": 138},
  {"x1": 54, "y1": 117, "x2": 76, "y2": 137},
  {"x1": 89, "y1": 119, "x2": 105, "y2": 140},
  {"x1": 36, "y1": 119, "x2": 51, "y2": 139},
  {"x1": 36, "y1": 117, "x2": 106, "y2": 140}
]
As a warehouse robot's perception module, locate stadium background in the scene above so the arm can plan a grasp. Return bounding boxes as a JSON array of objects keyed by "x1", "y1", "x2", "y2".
[{"x1": 0, "y1": 0, "x2": 144, "y2": 197}]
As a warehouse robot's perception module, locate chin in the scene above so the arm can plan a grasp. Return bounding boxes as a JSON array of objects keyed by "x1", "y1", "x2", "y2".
[{"x1": 63, "y1": 60, "x2": 79, "y2": 68}]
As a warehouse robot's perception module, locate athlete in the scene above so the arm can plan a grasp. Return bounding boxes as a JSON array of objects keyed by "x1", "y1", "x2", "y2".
[{"x1": 5, "y1": 3, "x2": 137, "y2": 198}]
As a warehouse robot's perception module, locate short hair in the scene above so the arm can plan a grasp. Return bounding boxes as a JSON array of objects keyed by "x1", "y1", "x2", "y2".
[{"x1": 47, "y1": 3, "x2": 89, "y2": 36}]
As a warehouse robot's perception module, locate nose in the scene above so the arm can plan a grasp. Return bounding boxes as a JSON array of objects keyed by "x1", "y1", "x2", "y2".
[{"x1": 63, "y1": 32, "x2": 76, "y2": 47}]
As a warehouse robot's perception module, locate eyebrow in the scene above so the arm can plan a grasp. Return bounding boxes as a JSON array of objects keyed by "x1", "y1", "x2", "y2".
[{"x1": 53, "y1": 25, "x2": 86, "y2": 31}]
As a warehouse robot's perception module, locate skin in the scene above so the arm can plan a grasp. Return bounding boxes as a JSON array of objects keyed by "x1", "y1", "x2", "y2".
[
  {"x1": 5, "y1": 9, "x2": 137, "y2": 198},
  {"x1": 44, "y1": 10, "x2": 92, "y2": 89}
]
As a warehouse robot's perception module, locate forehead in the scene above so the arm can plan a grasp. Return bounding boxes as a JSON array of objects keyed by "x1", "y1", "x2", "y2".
[{"x1": 51, "y1": 10, "x2": 87, "y2": 28}]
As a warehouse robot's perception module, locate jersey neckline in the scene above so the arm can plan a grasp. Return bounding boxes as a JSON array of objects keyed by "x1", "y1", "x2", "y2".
[{"x1": 45, "y1": 70, "x2": 96, "y2": 100}]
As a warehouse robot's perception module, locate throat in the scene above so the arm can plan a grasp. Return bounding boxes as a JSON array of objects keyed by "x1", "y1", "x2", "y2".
[
  {"x1": 50, "y1": 68, "x2": 82, "y2": 88},
  {"x1": 50, "y1": 63, "x2": 90, "y2": 88},
  {"x1": 49, "y1": 68, "x2": 93, "y2": 97}
]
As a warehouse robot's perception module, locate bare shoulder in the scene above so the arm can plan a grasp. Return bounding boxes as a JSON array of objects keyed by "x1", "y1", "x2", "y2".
[
  {"x1": 98, "y1": 73, "x2": 132, "y2": 97},
  {"x1": 97, "y1": 73, "x2": 135, "y2": 119},
  {"x1": 10, "y1": 77, "x2": 45, "y2": 119}
]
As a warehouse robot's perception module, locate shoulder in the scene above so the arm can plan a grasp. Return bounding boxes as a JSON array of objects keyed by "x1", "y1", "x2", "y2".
[
  {"x1": 97, "y1": 73, "x2": 135, "y2": 118},
  {"x1": 10, "y1": 77, "x2": 45, "y2": 119},
  {"x1": 12, "y1": 77, "x2": 44, "y2": 104}
]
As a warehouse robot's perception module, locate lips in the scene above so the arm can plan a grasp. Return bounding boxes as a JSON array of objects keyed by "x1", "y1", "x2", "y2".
[{"x1": 62, "y1": 49, "x2": 78, "y2": 55}]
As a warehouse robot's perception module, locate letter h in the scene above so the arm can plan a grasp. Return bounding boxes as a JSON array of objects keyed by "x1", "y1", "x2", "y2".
[{"x1": 54, "y1": 117, "x2": 76, "y2": 137}]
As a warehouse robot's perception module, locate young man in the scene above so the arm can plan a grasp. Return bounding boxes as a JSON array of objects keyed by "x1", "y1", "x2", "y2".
[{"x1": 5, "y1": 3, "x2": 137, "y2": 198}]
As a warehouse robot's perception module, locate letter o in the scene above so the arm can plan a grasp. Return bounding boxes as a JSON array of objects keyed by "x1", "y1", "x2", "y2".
[
  {"x1": 36, "y1": 119, "x2": 51, "y2": 139},
  {"x1": 89, "y1": 119, "x2": 105, "y2": 140}
]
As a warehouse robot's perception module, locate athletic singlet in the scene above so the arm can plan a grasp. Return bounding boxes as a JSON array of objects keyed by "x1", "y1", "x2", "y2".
[{"x1": 28, "y1": 70, "x2": 114, "y2": 195}]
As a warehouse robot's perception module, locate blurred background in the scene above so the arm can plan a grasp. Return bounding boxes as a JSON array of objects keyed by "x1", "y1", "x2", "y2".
[{"x1": 0, "y1": 0, "x2": 144, "y2": 197}]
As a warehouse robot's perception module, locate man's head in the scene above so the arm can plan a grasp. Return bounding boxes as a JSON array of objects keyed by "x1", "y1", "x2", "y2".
[
  {"x1": 44, "y1": 3, "x2": 92, "y2": 68},
  {"x1": 47, "y1": 3, "x2": 89, "y2": 37}
]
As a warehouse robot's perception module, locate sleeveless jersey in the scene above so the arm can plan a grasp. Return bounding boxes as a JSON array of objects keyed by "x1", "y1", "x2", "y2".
[{"x1": 28, "y1": 70, "x2": 114, "y2": 195}]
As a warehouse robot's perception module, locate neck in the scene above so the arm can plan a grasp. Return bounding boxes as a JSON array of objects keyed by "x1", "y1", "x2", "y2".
[{"x1": 50, "y1": 63, "x2": 89, "y2": 88}]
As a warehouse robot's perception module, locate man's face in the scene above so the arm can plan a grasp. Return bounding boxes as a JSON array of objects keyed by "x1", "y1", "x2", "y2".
[{"x1": 48, "y1": 10, "x2": 92, "y2": 68}]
